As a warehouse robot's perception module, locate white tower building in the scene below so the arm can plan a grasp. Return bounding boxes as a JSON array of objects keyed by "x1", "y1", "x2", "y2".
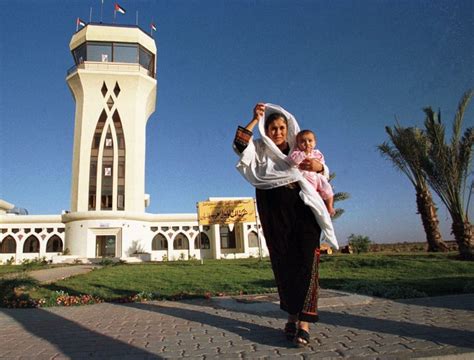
[{"x1": 63, "y1": 24, "x2": 157, "y2": 258}]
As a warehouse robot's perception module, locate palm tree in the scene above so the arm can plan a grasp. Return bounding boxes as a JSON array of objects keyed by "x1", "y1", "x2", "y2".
[
  {"x1": 329, "y1": 173, "x2": 349, "y2": 220},
  {"x1": 378, "y1": 125, "x2": 448, "y2": 252},
  {"x1": 421, "y1": 90, "x2": 473, "y2": 259}
]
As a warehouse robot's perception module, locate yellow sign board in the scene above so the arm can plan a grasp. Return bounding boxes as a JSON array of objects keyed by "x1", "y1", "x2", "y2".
[{"x1": 197, "y1": 199, "x2": 256, "y2": 225}]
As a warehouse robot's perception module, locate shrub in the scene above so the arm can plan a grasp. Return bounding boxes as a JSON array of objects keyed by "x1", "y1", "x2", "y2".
[
  {"x1": 348, "y1": 234, "x2": 371, "y2": 254},
  {"x1": 98, "y1": 258, "x2": 114, "y2": 266}
]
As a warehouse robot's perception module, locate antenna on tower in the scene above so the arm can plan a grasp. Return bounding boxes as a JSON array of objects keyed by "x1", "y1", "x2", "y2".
[
  {"x1": 89, "y1": 7, "x2": 93, "y2": 22},
  {"x1": 100, "y1": 0, "x2": 104, "y2": 23}
]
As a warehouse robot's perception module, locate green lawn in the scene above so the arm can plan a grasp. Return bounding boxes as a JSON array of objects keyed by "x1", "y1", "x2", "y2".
[
  {"x1": 2, "y1": 252, "x2": 474, "y2": 307},
  {"x1": 0, "y1": 263, "x2": 52, "y2": 276},
  {"x1": 34, "y1": 259, "x2": 275, "y2": 301},
  {"x1": 0, "y1": 265, "x2": 25, "y2": 276},
  {"x1": 319, "y1": 252, "x2": 474, "y2": 298}
]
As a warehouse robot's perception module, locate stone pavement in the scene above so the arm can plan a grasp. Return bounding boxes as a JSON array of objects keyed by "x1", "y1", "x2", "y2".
[{"x1": 0, "y1": 290, "x2": 473, "y2": 359}]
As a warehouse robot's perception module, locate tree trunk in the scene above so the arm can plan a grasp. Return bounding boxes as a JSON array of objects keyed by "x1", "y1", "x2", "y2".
[
  {"x1": 451, "y1": 220, "x2": 474, "y2": 260},
  {"x1": 416, "y1": 188, "x2": 449, "y2": 252}
]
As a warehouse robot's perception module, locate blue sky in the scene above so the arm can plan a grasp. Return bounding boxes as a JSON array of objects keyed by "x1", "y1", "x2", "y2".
[{"x1": 0, "y1": 0, "x2": 473, "y2": 245}]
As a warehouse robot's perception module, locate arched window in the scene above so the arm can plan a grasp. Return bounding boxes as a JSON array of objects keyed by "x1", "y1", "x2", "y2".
[
  {"x1": 89, "y1": 104, "x2": 126, "y2": 211},
  {"x1": 46, "y1": 235, "x2": 63, "y2": 253},
  {"x1": 173, "y1": 233, "x2": 189, "y2": 250},
  {"x1": 152, "y1": 233, "x2": 168, "y2": 250},
  {"x1": 248, "y1": 231, "x2": 259, "y2": 247},
  {"x1": 220, "y1": 225, "x2": 236, "y2": 249},
  {"x1": 194, "y1": 233, "x2": 210, "y2": 249},
  {"x1": 23, "y1": 235, "x2": 40, "y2": 253},
  {"x1": 0, "y1": 236, "x2": 16, "y2": 253}
]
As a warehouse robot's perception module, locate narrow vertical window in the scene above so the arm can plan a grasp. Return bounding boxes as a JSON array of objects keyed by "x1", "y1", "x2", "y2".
[
  {"x1": 89, "y1": 109, "x2": 107, "y2": 210},
  {"x1": 101, "y1": 126, "x2": 114, "y2": 210},
  {"x1": 113, "y1": 110, "x2": 126, "y2": 210}
]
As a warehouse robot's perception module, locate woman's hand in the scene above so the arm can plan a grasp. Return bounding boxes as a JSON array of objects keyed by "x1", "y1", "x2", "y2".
[
  {"x1": 253, "y1": 103, "x2": 265, "y2": 121},
  {"x1": 243, "y1": 103, "x2": 265, "y2": 132},
  {"x1": 299, "y1": 158, "x2": 323, "y2": 173}
]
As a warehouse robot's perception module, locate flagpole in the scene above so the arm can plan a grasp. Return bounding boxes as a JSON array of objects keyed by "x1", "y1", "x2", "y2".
[
  {"x1": 89, "y1": 7, "x2": 93, "y2": 22},
  {"x1": 136, "y1": 10, "x2": 138, "y2": 26},
  {"x1": 100, "y1": 0, "x2": 104, "y2": 23},
  {"x1": 76, "y1": 18, "x2": 79, "y2": 32},
  {"x1": 113, "y1": 9, "x2": 116, "y2": 24}
]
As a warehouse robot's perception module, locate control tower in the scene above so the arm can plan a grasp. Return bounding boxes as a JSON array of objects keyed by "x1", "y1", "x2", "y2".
[
  {"x1": 67, "y1": 24, "x2": 156, "y2": 213},
  {"x1": 64, "y1": 24, "x2": 157, "y2": 258}
]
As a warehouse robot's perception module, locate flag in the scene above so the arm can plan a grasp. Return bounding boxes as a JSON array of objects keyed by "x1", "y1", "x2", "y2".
[
  {"x1": 77, "y1": 18, "x2": 86, "y2": 27},
  {"x1": 115, "y1": 3, "x2": 126, "y2": 14},
  {"x1": 151, "y1": 23, "x2": 157, "y2": 32}
]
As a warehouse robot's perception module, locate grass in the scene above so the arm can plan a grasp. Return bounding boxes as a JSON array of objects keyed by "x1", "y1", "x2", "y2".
[
  {"x1": 33, "y1": 259, "x2": 275, "y2": 301},
  {"x1": 0, "y1": 263, "x2": 50, "y2": 276},
  {"x1": 2, "y1": 252, "x2": 474, "y2": 307},
  {"x1": 319, "y1": 252, "x2": 474, "y2": 298},
  {"x1": 0, "y1": 265, "x2": 26, "y2": 276}
]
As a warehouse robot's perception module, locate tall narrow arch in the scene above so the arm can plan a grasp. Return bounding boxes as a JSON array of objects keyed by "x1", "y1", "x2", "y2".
[
  {"x1": 23, "y1": 235, "x2": 40, "y2": 253},
  {"x1": 248, "y1": 231, "x2": 259, "y2": 247},
  {"x1": 113, "y1": 109, "x2": 126, "y2": 210},
  {"x1": 88, "y1": 100, "x2": 126, "y2": 211},
  {"x1": 195, "y1": 233, "x2": 210, "y2": 249},
  {"x1": 152, "y1": 233, "x2": 168, "y2": 250},
  {"x1": 0, "y1": 236, "x2": 16, "y2": 253},
  {"x1": 46, "y1": 235, "x2": 63, "y2": 253},
  {"x1": 173, "y1": 233, "x2": 189, "y2": 250},
  {"x1": 89, "y1": 109, "x2": 107, "y2": 210},
  {"x1": 101, "y1": 125, "x2": 114, "y2": 210}
]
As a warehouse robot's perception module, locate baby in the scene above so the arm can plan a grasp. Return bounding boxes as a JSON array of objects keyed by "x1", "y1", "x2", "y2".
[{"x1": 288, "y1": 129, "x2": 335, "y2": 216}]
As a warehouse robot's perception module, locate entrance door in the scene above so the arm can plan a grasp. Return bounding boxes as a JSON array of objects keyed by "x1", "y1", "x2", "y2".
[{"x1": 96, "y1": 235, "x2": 116, "y2": 257}]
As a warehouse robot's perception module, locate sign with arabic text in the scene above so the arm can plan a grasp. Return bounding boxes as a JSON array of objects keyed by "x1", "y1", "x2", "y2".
[{"x1": 197, "y1": 199, "x2": 256, "y2": 225}]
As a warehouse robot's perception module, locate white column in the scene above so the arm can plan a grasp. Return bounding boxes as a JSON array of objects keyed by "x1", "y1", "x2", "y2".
[{"x1": 211, "y1": 224, "x2": 221, "y2": 259}]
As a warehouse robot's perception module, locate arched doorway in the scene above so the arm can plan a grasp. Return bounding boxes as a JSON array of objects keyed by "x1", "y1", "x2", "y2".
[
  {"x1": 23, "y1": 235, "x2": 40, "y2": 253},
  {"x1": 46, "y1": 235, "x2": 63, "y2": 253}
]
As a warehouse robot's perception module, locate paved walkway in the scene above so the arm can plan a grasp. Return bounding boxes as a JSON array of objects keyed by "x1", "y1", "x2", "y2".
[
  {"x1": 28, "y1": 264, "x2": 100, "y2": 283},
  {"x1": 0, "y1": 289, "x2": 473, "y2": 359},
  {"x1": 28, "y1": 265, "x2": 100, "y2": 284}
]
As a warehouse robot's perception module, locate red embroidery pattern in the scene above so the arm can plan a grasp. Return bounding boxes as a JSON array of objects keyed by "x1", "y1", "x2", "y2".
[{"x1": 302, "y1": 248, "x2": 320, "y2": 316}]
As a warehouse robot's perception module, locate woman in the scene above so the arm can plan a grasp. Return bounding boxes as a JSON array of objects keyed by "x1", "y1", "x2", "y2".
[{"x1": 233, "y1": 103, "x2": 338, "y2": 346}]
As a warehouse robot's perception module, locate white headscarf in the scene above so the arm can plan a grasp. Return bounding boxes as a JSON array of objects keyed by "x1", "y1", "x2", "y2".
[{"x1": 234, "y1": 103, "x2": 338, "y2": 249}]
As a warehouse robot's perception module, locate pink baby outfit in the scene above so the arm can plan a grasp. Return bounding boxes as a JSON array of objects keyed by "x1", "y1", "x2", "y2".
[{"x1": 288, "y1": 149, "x2": 333, "y2": 200}]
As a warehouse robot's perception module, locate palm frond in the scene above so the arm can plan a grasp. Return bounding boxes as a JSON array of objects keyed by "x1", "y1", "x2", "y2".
[
  {"x1": 334, "y1": 192, "x2": 350, "y2": 203},
  {"x1": 459, "y1": 128, "x2": 474, "y2": 199},
  {"x1": 378, "y1": 142, "x2": 417, "y2": 187},
  {"x1": 332, "y1": 208, "x2": 344, "y2": 220},
  {"x1": 452, "y1": 89, "x2": 473, "y2": 149}
]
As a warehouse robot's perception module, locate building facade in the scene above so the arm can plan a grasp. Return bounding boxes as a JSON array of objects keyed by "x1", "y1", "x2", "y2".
[{"x1": 0, "y1": 24, "x2": 267, "y2": 264}]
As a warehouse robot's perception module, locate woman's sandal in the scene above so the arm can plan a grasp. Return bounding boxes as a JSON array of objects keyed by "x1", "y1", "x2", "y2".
[
  {"x1": 294, "y1": 328, "x2": 310, "y2": 347},
  {"x1": 284, "y1": 322, "x2": 297, "y2": 340}
]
